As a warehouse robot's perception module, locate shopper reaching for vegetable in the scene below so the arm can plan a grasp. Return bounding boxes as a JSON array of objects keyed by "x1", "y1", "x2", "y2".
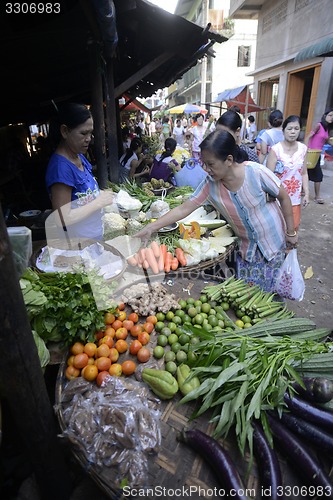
[
  {"x1": 45, "y1": 103, "x2": 114, "y2": 241},
  {"x1": 135, "y1": 130, "x2": 297, "y2": 293}
]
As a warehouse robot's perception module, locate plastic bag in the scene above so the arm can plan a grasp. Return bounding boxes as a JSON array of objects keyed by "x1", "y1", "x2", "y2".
[
  {"x1": 174, "y1": 158, "x2": 207, "y2": 189},
  {"x1": 274, "y1": 249, "x2": 305, "y2": 301}
]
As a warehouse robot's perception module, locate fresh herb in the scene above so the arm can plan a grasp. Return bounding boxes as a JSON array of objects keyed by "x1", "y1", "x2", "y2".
[{"x1": 20, "y1": 268, "x2": 117, "y2": 345}]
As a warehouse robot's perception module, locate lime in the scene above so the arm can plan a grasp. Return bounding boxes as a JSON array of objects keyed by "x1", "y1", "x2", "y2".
[
  {"x1": 194, "y1": 314, "x2": 204, "y2": 325},
  {"x1": 187, "y1": 307, "x2": 197, "y2": 318},
  {"x1": 176, "y1": 350, "x2": 188, "y2": 364},
  {"x1": 182, "y1": 314, "x2": 191, "y2": 324},
  {"x1": 200, "y1": 294, "x2": 208, "y2": 303},
  {"x1": 153, "y1": 346, "x2": 164, "y2": 359},
  {"x1": 164, "y1": 350, "x2": 176, "y2": 363},
  {"x1": 208, "y1": 307, "x2": 216, "y2": 315},
  {"x1": 168, "y1": 322, "x2": 177, "y2": 332},
  {"x1": 236, "y1": 310, "x2": 244, "y2": 319},
  {"x1": 203, "y1": 323, "x2": 212, "y2": 332},
  {"x1": 242, "y1": 316, "x2": 252, "y2": 324},
  {"x1": 201, "y1": 303, "x2": 211, "y2": 314},
  {"x1": 175, "y1": 309, "x2": 185, "y2": 318},
  {"x1": 179, "y1": 333, "x2": 190, "y2": 345},
  {"x1": 216, "y1": 312, "x2": 223, "y2": 320},
  {"x1": 186, "y1": 297, "x2": 195, "y2": 305},
  {"x1": 175, "y1": 326, "x2": 184, "y2": 336},
  {"x1": 203, "y1": 318, "x2": 208, "y2": 325},
  {"x1": 165, "y1": 361, "x2": 177, "y2": 374},
  {"x1": 194, "y1": 300, "x2": 202, "y2": 308},
  {"x1": 178, "y1": 299, "x2": 187, "y2": 309},
  {"x1": 235, "y1": 319, "x2": 245, "y2": 328},
  {"x1": 218, "y1": 320, "x2": 225, "y2": 328},
  {"x1": 171, "y1": 342, "x2": 182, "y2": 353},
  {"x1": 157, "y1": 334, "x2": 168, "y2": 347},
  {"x1": 221, "y1": 302, "x2": 230, "y2": 311},
  {"x1": 168, "y1": 333, "x2": 179, "y2": 345},
  {"x1": 182, "y1": 343, "x2": 189, "y2": 352},
  {"x1": 208, "y1": 315, "x2": 218, "y2": 327},
  {"x1": 201, "y1": 312, "x2": 208, "y2": 319},
  {"x1": 187, "y1": 351, "x2": 197, "y2": 363},
  {"x1": 161, "y1": 327, "x2": 171, "y2": 337},
  {"x1": 243, "y1": 322, "x2": 252, "y2": 329},
  {"x1": 155, "y1": 321, "x2": 165, "y2": 332},
  {"x1": 166, "y1": 311, "x2": 175, "y2": 321},
  {"x1": 173, "y1": 316, "x2": 182, "y2": 325},
  {"x1": 190, "y1": 336, "x2": 200, "y2": 345},
  {"x1": 156, "y1": 312, "x2": 165, "y2": 321}
]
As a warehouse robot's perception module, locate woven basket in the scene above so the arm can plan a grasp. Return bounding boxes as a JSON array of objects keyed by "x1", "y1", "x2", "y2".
[{"x1": 305, "y1": 149, "x2": 321, "y2": 169}]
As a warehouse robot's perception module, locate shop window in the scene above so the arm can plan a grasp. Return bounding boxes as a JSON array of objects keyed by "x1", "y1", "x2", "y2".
[{"x1": 237, "y1": 46, "x2": 251, "y2": 67}]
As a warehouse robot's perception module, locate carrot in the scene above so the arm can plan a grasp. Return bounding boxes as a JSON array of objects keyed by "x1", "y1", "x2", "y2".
[
  {"x1": 160, "y1": 244, "x2": 167, "y2": 265},
  {"x1": 171, "y1": 257, "x2": 179, "y2": 271},
  {"x1": 175, "y1": 247, "x2": 187, "y2": 267},
  {"x1": 142, "y1": 259, "x2": 150, "y2": 270},
  {"x1": 127, "y1": 255, "x2": 138, "y2": 266},
  {"x1": 158, "y1": 251, "x2": 164, "y2": 272},
  {"x1": 164, "y1": 252, "x2": 173, "y2": 273},
  {"x1": 145, "y1": 248, "x2": 159, "y2": 274},
  {"x1": 150, "y1": 241, "x2": 160, "y2": 259},
  {"x1": 137, "y1": 248, "x2": 146, "y2": 265}
]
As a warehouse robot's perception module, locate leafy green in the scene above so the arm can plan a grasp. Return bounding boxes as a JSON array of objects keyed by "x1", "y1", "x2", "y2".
[
  {"x1": 32, "y1": 330, "x2": 50, "y2": 368},
  {"x1": 20, "y1": 268, "x2": 118, "y2": 345}
]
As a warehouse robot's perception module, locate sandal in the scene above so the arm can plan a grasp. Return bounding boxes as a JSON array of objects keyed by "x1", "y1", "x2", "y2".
[{"x1": 315, "y1": 198, "x2": 325, "y2": 204}]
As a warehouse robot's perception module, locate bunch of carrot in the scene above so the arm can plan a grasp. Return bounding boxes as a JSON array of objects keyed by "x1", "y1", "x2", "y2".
[{"x1": 127, "y1": 241, "x2": 187, "y2": 274}]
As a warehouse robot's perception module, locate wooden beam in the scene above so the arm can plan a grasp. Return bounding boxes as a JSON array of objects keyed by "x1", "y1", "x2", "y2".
[
  {"x1": 114, "y1": 51, "x2": 174, "y2": 98},
  {"x1": 104, "y1": 58, "x2": 120, "y2": 183},
  {"x1": 0, "y1": 209, "x2": 72, "y2": 499}
]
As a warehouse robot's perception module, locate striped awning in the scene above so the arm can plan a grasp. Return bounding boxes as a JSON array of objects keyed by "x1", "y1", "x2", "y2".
[{"x1": 294, "y1": 37, "x2": 333, "y2": 62}]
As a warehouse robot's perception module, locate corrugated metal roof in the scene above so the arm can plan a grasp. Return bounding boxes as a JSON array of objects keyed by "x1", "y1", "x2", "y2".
[{"x1": 294, "y1": 37, "x2": 333, "y2": 63}]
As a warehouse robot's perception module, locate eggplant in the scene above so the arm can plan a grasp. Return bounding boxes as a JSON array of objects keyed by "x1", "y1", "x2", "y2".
[
  {"x1": 284, "y1": 392, "x2": 333, "y2": 434},
  {"x1": 270, "y1": 410, "x2": 333, "y2": 455},
  {"x1": 177, "y1": 429, "x2": 247, "y2": 500},
  {"x1": 292, "y1": 377, "x2": 333, "y2": 403},
  {"x1": 267, "y1": 413, "x2": 333, "y2": 490},
  {"x1": 252, "y1": 420, "x2": 283, "y2": 500}
]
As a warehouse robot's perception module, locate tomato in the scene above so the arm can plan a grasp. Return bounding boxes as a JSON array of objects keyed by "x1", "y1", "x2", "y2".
[
  {"x1": 96, "y1": 371, "x2": 111, "y2": 387},
  {"x1": 96, "y1": 344, "x2": 111, "y2": 358},
  {"x1": 84, "y1": 342, "x2": 97, "y2": 357},
  {"x1": 146, "y1": 315, "x2": 157, "y2": 325},
  {"x1": 115, "y1": 327, "x2": 128, "y2": 340},
  {"x1": 128, "y1": 312, "x2": 139, "y2": 323},
  {"x1": 129, "y1": 340, "x2": 143, "y2": 355},
  {"x1": 117, "y1": 310, "x2": 127, "y2": 322},
  {"x1": 95, "y1": 330, "x2": 105, "y2": 341},
  {"x1": 130, "y1": 324, "x2": 143, "y2": 337},
  {"x1": 117, "y1": 303, "x2": 126, "y2": 311},
  {"x1": 115, "y1": 339, "x2": 128, "y2": 353},
  {"x1": 73, "y1": 353, "x2": 89, "y2": 369},
  {"x1": 123, "y1": 320, "x2": 134, "y2": 331},
  {"x1": 109, "y1": 347, "x2": 120, "y2": 363},
  {"x1": 143, "y1": 322, "x2": 154, "y2": 334},
  {"x1": 81, "y1": 364, "x2": 98, "y2": 382},
  {"x1": 65, "y1": 365, "x2": 80, "y2": 380},
  {"x1": 138, "y1": 331, "x2": 150, "y2": 346},
  {"x1": 98, "y1": 336, "x2": 114, "y2": 348},
  {"x1": 95, "y1": 356, "x2": 112, "y2": 372},
  {"x1": 67, "y1": 355, "x2": 75, "y2": 366},
  {"x1": 112, "y1": 319, "x2": 123, "y2": 331},
  {"x1": 109, "y1": 363, "x2": 122, "y2": 376},
  {"x1": 104, "y1": 312, "x2": 115, "y2": 325},
  {"x1": 137, "y1": 347, "x2": 151, "y2": 363},
  {"x1": 104, "y1": 327, "x2": 116, "y2": 338},
  {"x1": 71, "y1": 342, "x2": 84, "y2": 355},
  {"x1": 121, "y1": 360, "x2": 136, "y2": 376}
]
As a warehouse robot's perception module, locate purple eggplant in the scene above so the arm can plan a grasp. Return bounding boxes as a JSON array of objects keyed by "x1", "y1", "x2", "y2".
[
  {"x1": 271, "y1": 410, "x2": 333, "y2": 455},
  {"x1": 292, "y1": 377, "x2": 333, "y2": 403},
  {"x1": 284, "y1": 392, "x2": 333, "y2": 434},
  {"x1": 267, "y1": 413, "x2": 333, "y2": 491},
  {"x1": 177, "y1": 429, "x2": 247, "y2": 500},
  {"x1": 252, "y1": 420, "x2": 283, "y2": 500}
]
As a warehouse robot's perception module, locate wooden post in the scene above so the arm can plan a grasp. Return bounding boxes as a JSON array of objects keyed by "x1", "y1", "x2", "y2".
[
  {"x1": 88, "y1": 38, "x2": 108, "y2": 189},
  {"x1": 105, "y1": 57, "x2": 120, "y2": 184},
  {"x1": 0, "y1": 209, "x2": 72, "y2": 499}
]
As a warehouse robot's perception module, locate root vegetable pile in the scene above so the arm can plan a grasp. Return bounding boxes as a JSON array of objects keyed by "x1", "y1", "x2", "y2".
[{"x1": 121, "y1": 283, "x2": 179, "y2": 315}]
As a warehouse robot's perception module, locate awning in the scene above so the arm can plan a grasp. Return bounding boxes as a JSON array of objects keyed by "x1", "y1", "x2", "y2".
[
  {"x1": 119, "y1": 95, "x2": 151, "y2": 113},
  {"x1": 213, "y1": 85, "x2": 267, "y2": 114},
  {"x1": 294, "y1": 37, "x2": 333, "y2": 63}
]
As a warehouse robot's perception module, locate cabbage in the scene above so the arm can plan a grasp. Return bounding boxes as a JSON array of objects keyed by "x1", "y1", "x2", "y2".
[{"x1": 32, "y1": 330, "x2": 50, "y2": 368}]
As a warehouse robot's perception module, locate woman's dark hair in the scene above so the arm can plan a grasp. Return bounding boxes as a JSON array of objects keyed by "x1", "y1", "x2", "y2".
[
  {"x1": 282, "y1": 115, "x2": 301, "y2": 131},
  {"x1": 200, "y1": 130, "x2": 246, "y2": 163},
  {"x1": 321, "y1": 108, "x2": 333, "y2": 131},
  {"x1": 158, "y1": 138, "x2": 177, "y2": 162},
  {"x1": 248, "y1": 115, "x2": 255, "y2": 123},
  {"x1": 195, "y1": 113, "x2": 204, "y2": 120},
  {"x1": 48, "y1": 102, "x2": 92, "y2": 147},
  {"x1": 217, "y1": 110, "x2": 242, "y2": 132},
  {"x1": 268, "y1": 109, "x2": 283, "y2": 128},
  {"x1": 120, "y1": 137, "x2": 142, "y2": 165}
]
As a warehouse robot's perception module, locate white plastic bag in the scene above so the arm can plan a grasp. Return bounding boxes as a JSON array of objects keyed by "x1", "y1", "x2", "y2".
[{"x1": 274, "y1": 249, "x2": 305, "y2": 301}]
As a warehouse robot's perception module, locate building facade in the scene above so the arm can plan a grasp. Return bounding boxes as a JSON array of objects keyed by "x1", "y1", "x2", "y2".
[{"x1": 229, "y1": 0, "x2": 333, "y2": 134}]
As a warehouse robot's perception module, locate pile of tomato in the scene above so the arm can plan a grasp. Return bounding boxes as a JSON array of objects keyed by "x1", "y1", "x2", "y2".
[{"x1": 66, "y1": 304, "x2": 158, "y2": 386}]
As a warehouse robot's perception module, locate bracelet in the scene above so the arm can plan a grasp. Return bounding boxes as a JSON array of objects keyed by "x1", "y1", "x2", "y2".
[{"x1": 286, "y1": 230, "x2": 297, "y2": 237}]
